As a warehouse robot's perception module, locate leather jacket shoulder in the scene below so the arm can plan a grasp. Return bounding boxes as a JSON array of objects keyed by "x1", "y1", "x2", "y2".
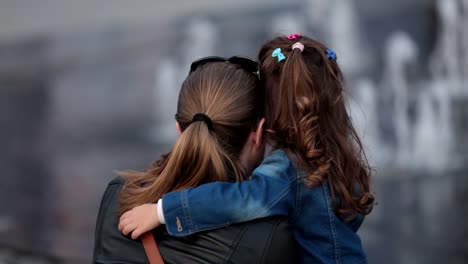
[{"x1": 93, "y1": 177, "x2": 296, "y2": 264}]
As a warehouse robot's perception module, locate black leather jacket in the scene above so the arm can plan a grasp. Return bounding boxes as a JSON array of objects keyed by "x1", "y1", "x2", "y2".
[{"x1": 93, "y1": 177, "x2": 296, "y2": 263}]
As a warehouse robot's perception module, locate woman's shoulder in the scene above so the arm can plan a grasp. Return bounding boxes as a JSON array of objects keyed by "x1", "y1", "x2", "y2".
[
  {"x1": 97, "y1": 177, "x2": 125, "y2": 213},
  {"x1": 155, "y1": 216, "x2": 296, "y2": 264},
  {"x1": 108, "y1": 176, "x2": 125, "y2": 186},
  {"x1": 94, "y1": 176, "x2": 149, "y2": 264},
  {"x1": 229, "y1": 217, "x2": 297, "y2": 263},
  {"x1": 96, "y1": 177, "x2": 125, "y2": 207}
]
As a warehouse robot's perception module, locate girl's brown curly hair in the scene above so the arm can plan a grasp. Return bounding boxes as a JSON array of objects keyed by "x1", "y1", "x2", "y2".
[{"x1": 258, "y1": 35, "x2": 374, "y2": 220}]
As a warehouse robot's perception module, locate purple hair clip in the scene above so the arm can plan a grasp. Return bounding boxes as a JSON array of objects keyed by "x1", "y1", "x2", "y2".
[
  {"x1": 287, "y1": 33, "x2": 302, "y2": 40},
  {"x1": 326, "y1": 48, "x2": 337, "y2": 60}
]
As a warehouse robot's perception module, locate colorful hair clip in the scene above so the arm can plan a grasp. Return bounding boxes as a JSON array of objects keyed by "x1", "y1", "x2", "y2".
[
  {"x1": 287, "y1": 33, "x2": 302, "y2": 40},
  {"x1": 292, "y1": 42, "x2": 304, "y2": 52},
  {"x1": 272, "y1": 48, "x2": 286, "y2": 62},
  {"x1": 326, "y1": 49, "x2": 337, "y2": 60}
]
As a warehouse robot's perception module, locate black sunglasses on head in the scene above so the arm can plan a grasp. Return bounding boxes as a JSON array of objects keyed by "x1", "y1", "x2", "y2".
[{"x1": 190, "y1": 56, "x2": 260, "y2": 79}]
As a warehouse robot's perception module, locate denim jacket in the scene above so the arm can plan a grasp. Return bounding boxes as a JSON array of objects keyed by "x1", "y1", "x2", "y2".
[{"x1": 162, "y1": 150, "x2": 368, "y2": 264}]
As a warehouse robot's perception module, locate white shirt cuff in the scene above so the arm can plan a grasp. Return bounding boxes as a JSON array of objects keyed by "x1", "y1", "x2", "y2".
[{"x1": 157, "y1": 198, "x2": 166, "y2": 224}]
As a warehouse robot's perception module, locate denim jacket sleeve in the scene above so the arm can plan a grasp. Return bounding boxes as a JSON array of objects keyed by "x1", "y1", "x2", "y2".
[{"x1": 161, "y1": 150, "x2": 296, "y2": 236}]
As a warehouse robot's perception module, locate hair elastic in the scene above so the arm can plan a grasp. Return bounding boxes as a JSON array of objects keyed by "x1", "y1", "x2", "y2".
[
  {"x1": 292, "y1": 42, "x2": 304, "y2": 52},
  {"x1": 192, "y1": 113, "x2": 213, "y2": 129}
]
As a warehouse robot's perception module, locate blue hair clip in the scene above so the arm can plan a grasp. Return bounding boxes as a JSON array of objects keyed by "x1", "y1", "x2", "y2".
[
  {"x1": 326, "y1": 48, "x2": 337, "y2": 60},
  {"x1": 272, "y1": 48, "x2": 286, "y2": 62}
]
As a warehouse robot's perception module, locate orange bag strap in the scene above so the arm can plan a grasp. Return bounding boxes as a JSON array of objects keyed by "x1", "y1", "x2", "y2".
[{"x1": 141, "y1": 232, "x2": 165, "y2": 264}]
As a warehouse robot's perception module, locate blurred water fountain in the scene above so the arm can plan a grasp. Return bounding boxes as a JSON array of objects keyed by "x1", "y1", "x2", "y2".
[
  {"x1": 384, "y1": 31, "x2": 418, "y2": 168},
  {"x1": 270, "y1": 12, "x2": 306, "y2": 35},
  {"x1": 1, "y1": 0, "x2": 467, "y2": 263},
  {"x1": 328, "y1": 0, "x2": 369, "y2": 76},
  {"x1": 463, "y1": 0, "x2": 468, "y2": 78},
  {"x1": 152, "y1": 17, "x2": 217, "y2": 143},
  {"x1": 181, "y1": 18, "x2": 218, "y2": 69},
  {"x1": 349, "y1": 79, "x2": 382, "y2": 165},
  {"x1": 304, "y1": 0, "x2": 330, "y2": 38},
  {"x1": 412, "y1": 93, "x2": 441, "y2": 168},
  {"x1": 430, "y1": 0, "x2": 461, "y2": 84},
  {"x1": 153, "y1": 59, "x2": 179, "y2": 143}
]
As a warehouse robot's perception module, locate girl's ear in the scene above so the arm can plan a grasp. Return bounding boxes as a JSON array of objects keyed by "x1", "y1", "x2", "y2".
[
  {"x1": 176, "y1": 122, "x2": 182, "y2": 136},
  {"x1": 253, "y1": 118, "x2": 266, "y2": 147}
]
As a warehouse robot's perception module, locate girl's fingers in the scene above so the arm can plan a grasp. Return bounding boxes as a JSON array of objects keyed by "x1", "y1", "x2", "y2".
[
  {"x1": 118, "y1": 210, "x2": 133, "y2": 231},
  {"x1": 122, "y1": 223, "x2": 136, "y2": 236},
  {"x1": 131, "y1": 228, "x2": 143, "y2": 240},
  {"x1": 120, "y1": 210, "x2": 132, "y2": 221},
  {"x1": 118, "y1": 218, "x2": 127, "y2": 231},
  {"x1": 118, "y1": 215, "x2": 131, "y2": 231}
]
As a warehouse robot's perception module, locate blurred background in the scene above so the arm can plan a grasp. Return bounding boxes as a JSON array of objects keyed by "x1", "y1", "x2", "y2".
[{"x1": 0, "y1": 0, "x2": 467, "y2": 263}]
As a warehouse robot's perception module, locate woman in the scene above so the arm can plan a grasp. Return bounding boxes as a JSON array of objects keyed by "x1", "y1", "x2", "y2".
[{"x1": 93, "y1": 57, "x2": 296, "y2": 263}]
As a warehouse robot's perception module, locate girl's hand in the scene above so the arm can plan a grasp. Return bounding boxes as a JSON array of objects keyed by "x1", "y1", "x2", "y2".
[{"x1": 118, "y1": 203, "x2": 160, "y2": 239}]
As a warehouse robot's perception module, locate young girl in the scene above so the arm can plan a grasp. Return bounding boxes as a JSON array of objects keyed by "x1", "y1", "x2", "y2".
[{"x1": 119, "y1": 34, "x2": 374, "y2": 263}]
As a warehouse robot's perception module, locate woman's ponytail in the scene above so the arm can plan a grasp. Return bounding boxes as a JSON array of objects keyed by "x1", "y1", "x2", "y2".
[
  {"x1": 119, "y1": 62, "x2": 259, "y2": 216},
  {"x1": 119, "y1": 119, "x2": 234, "y2": 215}
]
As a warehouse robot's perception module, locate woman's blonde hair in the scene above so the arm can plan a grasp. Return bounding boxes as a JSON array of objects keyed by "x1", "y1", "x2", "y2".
[{"x1": 119, "y1": 62, "x2": 262, "y2": 215}]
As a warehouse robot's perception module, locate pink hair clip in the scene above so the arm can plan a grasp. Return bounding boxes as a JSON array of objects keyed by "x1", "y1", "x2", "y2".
[{"x1": 287, "y1": 33, "x2": 302, "y2": 40}]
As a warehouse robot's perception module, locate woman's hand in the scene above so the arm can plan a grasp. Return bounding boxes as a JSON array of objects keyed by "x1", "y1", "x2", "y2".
[{"x1": 118, "y1": 203, "x2": 160, "y2": 239}]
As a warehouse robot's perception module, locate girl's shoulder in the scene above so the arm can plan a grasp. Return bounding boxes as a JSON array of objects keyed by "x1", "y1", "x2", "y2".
[
  {"x1": 263, "y1": 149, "x2": 294, "y2": 166},
  {"x1": 253, "y1": 149, "x2": 297, "y2": 180},
  {"x1": 267, "y1": 148, "x2": 291, "y2": 160}
]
